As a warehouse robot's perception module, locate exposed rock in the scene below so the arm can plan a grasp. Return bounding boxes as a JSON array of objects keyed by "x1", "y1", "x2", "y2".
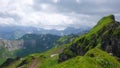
[
  {"x1": 0, "y1": 40, "x2": 24, "y2": 51},
  {"x1": 58, "y1": 54, "x2": 73, "y2": 63}
]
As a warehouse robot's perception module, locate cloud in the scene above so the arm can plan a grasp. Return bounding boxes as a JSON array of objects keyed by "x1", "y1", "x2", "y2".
[
  {"x1": 52, "y1": 0, "x2": 60, "y2": 3},
  {"x1": 0, "y1": 0, "x2": 120, "y2": 30},
  {"x1": 76, "y1": 0, "x2": 81, "y2": 4},
  {"x1": 0, "y1": 17, "x2": 16, "y2": 25}
]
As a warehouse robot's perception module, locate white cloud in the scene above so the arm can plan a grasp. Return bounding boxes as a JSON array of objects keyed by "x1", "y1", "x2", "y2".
[
  {"x1": 0, "y1": 0, "x2": 119, "y2": 30},
  {"x1": 0, "y1": 17, "x2": 16, "y2": 25},
  {"x1": 39, "y1": 3, "x2": 57, "y2": 12},
  {"x1": 76, "y1": 0, "x2": 81, "y2": 4},
  {"x1": 52, "y1": 0, "x2": 60, "y2": 3},
  {"x1": 0, "y1": 0, "x2": 90, "y2": 30},
  {"x1": 19, "y1": 11, "x2": 79, "y2": 30}
]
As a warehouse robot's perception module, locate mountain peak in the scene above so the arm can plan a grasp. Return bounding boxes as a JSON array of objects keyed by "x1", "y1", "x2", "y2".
[
  {"x1": 98, "y1": 14, "x2": 115, "y2": 25},
  {"x1": 84, "y1": 14, "x2": 117, "y2": 37},
  {"x1": 108, "y1": 14, "x2": 115, "y2": 19}
]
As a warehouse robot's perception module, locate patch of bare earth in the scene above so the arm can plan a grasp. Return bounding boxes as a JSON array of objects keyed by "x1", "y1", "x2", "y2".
[{"x1": 28, "y1": 59, "x2": 40, "y2": 68}]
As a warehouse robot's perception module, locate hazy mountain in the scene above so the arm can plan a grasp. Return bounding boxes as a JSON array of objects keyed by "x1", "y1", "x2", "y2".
[
  {"x1": 0, "y1": 26, "x2": 37, "y2": 40},
  {"x1": 0, "y1": 26, "x2": 89, "y2": 40}
]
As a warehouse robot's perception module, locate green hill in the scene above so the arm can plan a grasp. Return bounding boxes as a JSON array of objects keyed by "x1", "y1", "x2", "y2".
[
  {"x1": 53, "y1": 48, "x2": 120, "y2": 68},
  {"x1": 59, "y1": 15, "x2": 120, "y2": 62}
]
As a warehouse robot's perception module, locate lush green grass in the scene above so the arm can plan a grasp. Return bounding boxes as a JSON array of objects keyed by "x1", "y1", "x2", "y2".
[
  {"x1": 1, "y1": 54, "x2": 43, "y2": 68},
  {"x1": 0, "y1": 59, "x2": 6, "y2": 66},
  {"x1": 86, "y1": 15, "x2": 115, "y2": 38},
  {"x1": 52, "y1": 48, "x2": 120, "y2": 68},
  {"x1": 85, "y1": 48, "x2": 120, "y2": 68},
  {"x1": 38, "y1": 55, "x2": 58, "y2": 68}
]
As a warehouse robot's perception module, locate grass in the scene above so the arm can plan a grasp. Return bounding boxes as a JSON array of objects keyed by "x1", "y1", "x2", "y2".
[
  {"x1": 38, "y1": 55, "x2": 58, "y2": 68},
  {"x1": 86, "y1": 14, "x2": 115, "y2": 38},
  {"x1": 52, "y1": 48, "x2": 120, "y2": 68},
  {"x1": 0, "y1": 59, "x2": 6, "y2": 66}
]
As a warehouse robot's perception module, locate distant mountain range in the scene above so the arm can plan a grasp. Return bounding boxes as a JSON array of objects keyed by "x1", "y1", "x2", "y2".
[
  {"x1": 0, "y1": 26, "x2": 90, "y2": 40},
  {"x1": 0, "y1": 26, "x2": 37, "y2": 40}
]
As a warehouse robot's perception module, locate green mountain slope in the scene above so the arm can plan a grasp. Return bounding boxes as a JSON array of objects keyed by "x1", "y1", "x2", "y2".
[
  {"x1": 53, "y1": 48, "x2": 120, "y2": 68},
  {"x1": 59, "y1": 15, "x2": 120, "y2": 62}
]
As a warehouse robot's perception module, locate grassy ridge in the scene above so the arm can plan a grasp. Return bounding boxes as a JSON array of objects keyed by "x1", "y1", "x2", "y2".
[{"x1": 52, "y1": 48, "x2": 120, "y2": 68}]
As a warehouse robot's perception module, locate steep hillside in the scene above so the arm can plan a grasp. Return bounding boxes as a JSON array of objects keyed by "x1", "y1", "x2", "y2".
[
  {"x1": 53, "y1": 48, "x2": 120, "y2": 68},
  {"x1": 54, "y1": 34, "x2": 79, "y2": 47},
  {"x1": 59, "y1": 15, "x2": 120, "y2": 62}
]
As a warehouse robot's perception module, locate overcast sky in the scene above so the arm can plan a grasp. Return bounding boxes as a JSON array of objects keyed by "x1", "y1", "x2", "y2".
[{"x1": 0, "y1": 0, "x2": 120, "y2": 30}]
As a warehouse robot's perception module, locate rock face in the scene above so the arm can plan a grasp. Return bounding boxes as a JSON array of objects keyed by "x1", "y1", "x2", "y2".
[
  {"x1": 100, "y1": 20, "x2": 120, "y2": 57},
  {"x1": 0, "y1": 40, "x2": 23, "y2": 51},
  {"x1": 58, "y1": 15, "x2": 120, "y2": 62}
]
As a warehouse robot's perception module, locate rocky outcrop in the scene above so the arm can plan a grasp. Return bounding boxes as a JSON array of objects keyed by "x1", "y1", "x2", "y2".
[{"x1": 0, "y1": 40, "x2": 23, "y2": 51}]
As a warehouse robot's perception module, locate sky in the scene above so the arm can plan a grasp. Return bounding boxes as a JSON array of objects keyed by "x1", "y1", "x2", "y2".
[{"x1": 0, "y1": 0, "x2": 120, "y2": 30}]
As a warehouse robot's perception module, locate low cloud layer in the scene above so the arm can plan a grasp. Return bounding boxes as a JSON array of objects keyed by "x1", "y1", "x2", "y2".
[{"x1": 0, "y1": 0, "x2": 120, "y2": 30}]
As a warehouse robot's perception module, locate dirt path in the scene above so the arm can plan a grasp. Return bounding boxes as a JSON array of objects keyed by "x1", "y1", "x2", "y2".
[{"x1": 28, "y1": 59, "x2": 40, "y2": 68}]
